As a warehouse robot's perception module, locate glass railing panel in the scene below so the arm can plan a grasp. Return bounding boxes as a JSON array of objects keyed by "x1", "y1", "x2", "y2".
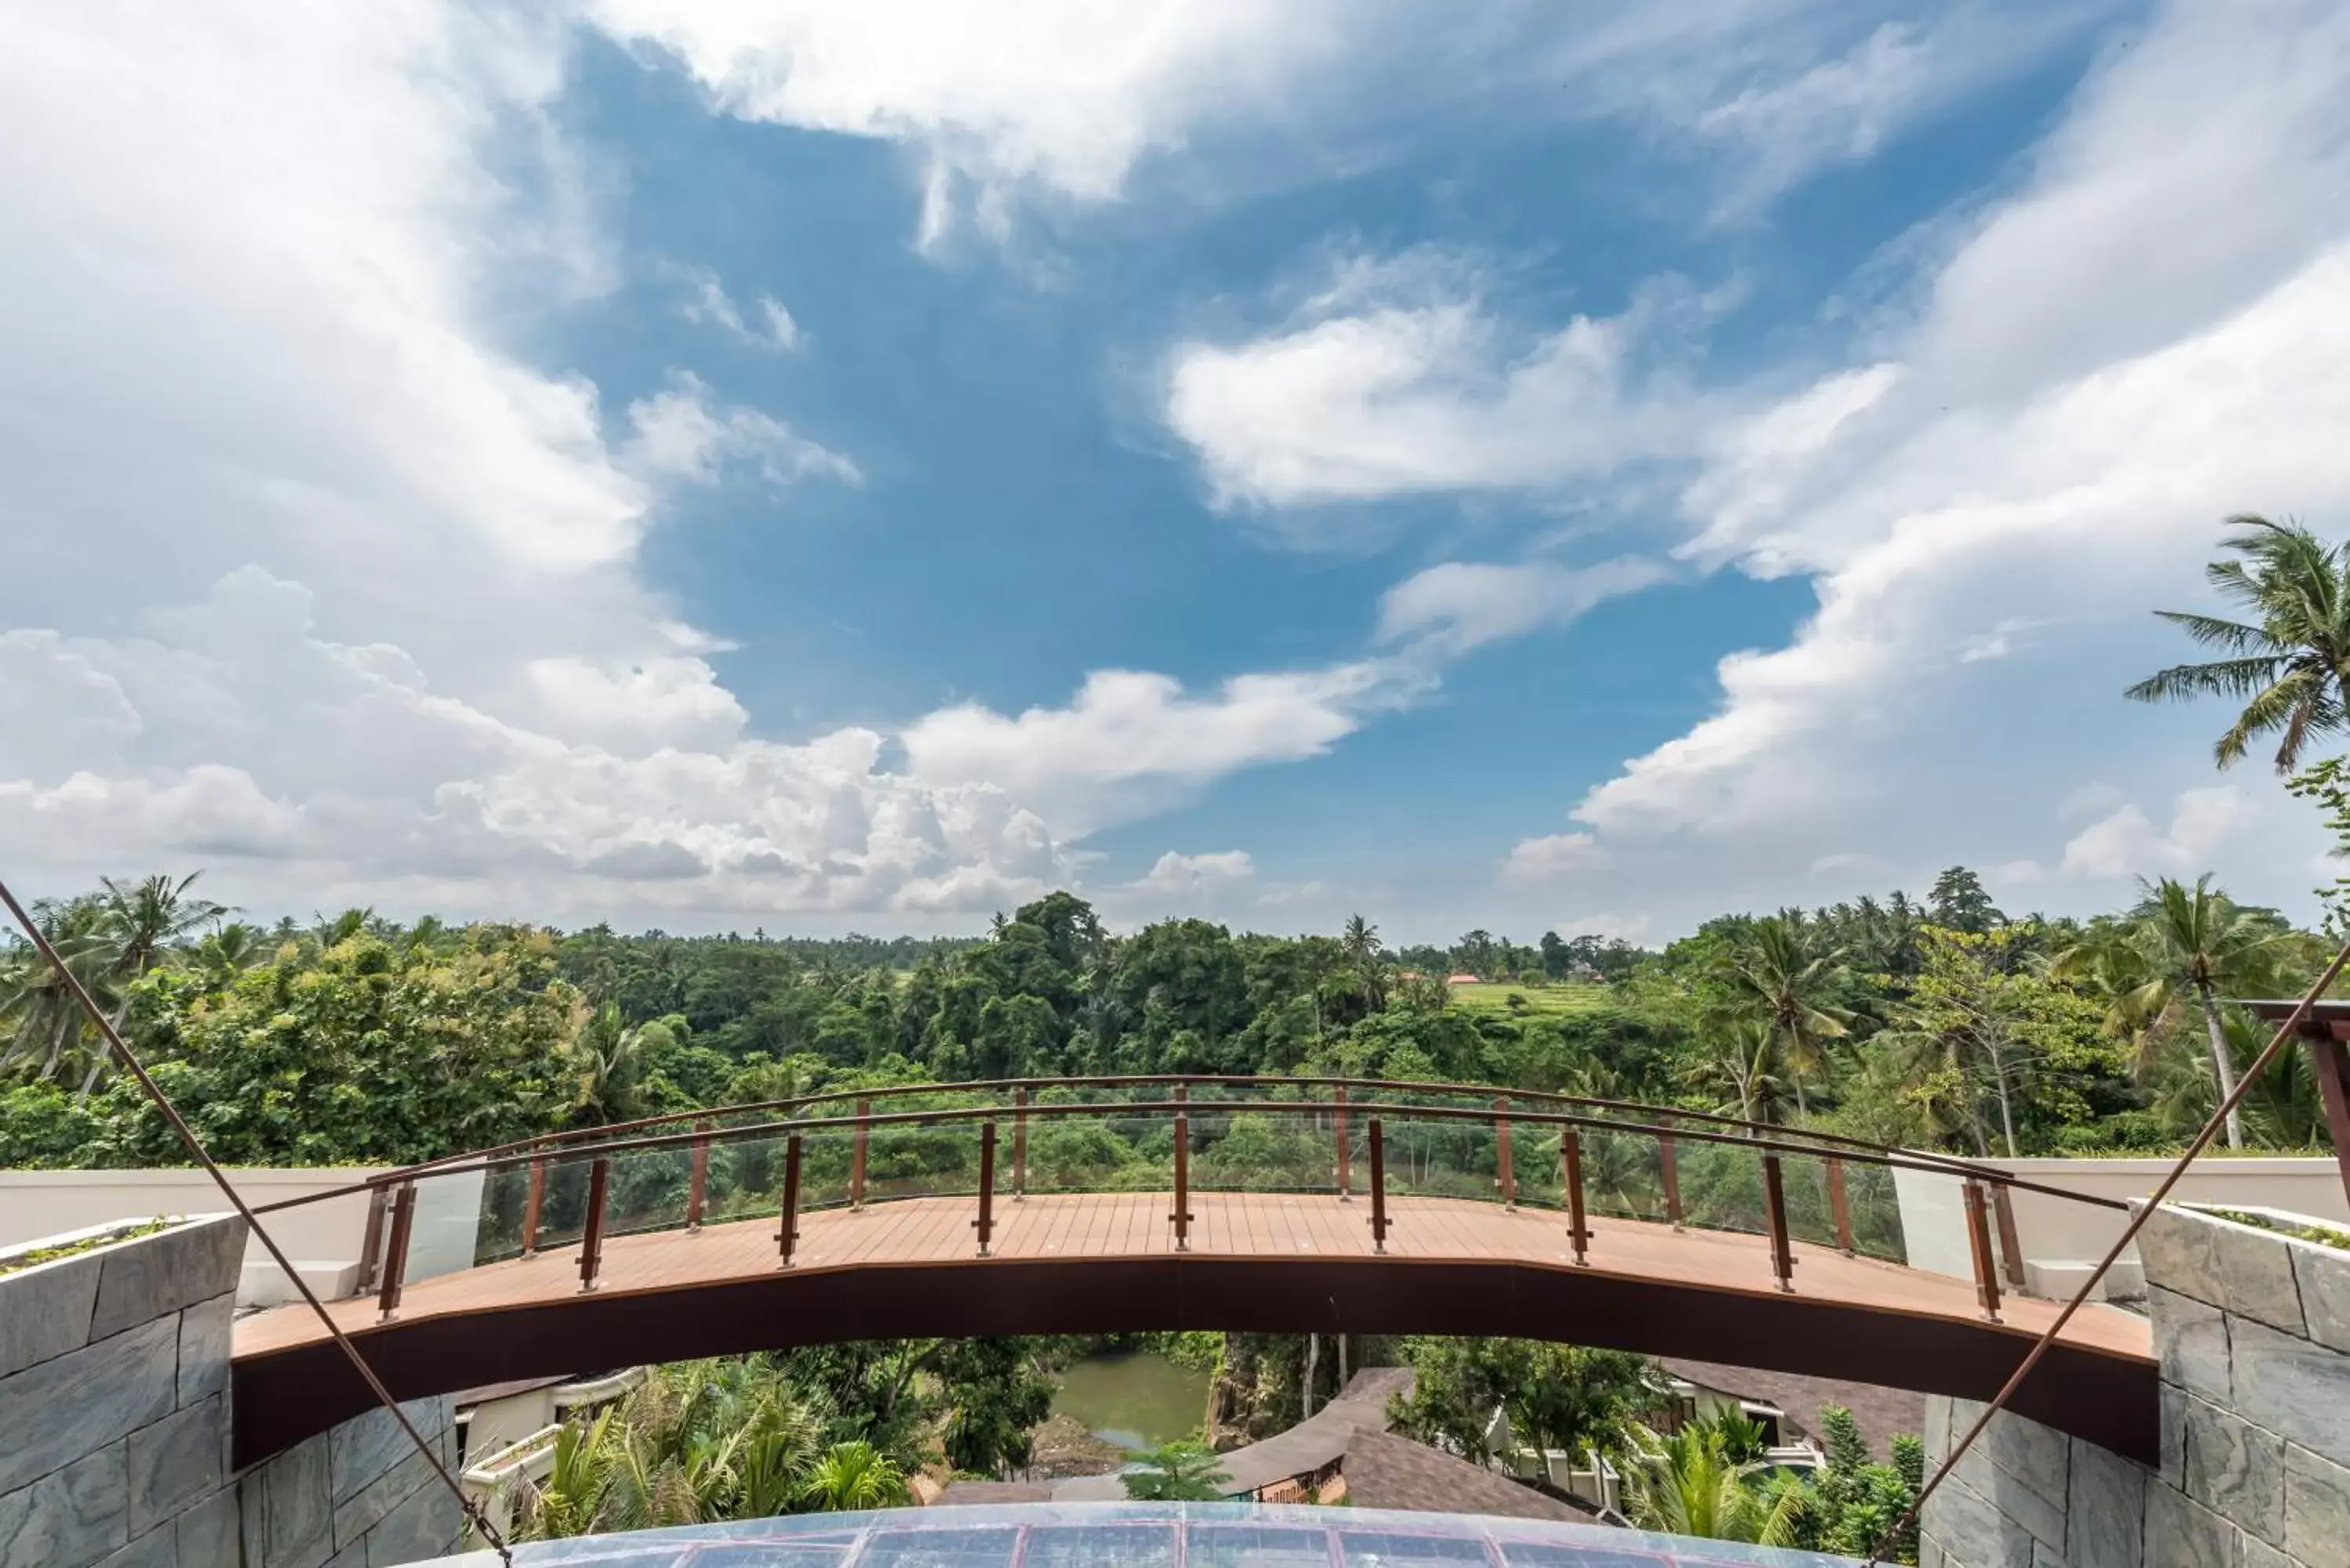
[
  {"x1": 1848, "y1": 1158, "x2": 1907, "y2": 1263},
  {"x1": 1189, "y1": 1111, "x2": 1332, "y2": 1194},
  {"x1": 1675, "y1": 1137, "x2": 1768, "y2": 1237},
  {"x1": 1023, "y1": 1111, "x2": 1166, "y2": 1195},
  {"x1": 603, "y1": 1143, "x2": 693, "y2": 1239},
  {"x1": 1378, "y1": 1111, "x2": 1502, "y2": 1203}
]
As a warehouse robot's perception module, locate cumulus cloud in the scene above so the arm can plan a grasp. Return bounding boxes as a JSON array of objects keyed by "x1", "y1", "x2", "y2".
[
  {"x1": 901, "y1": 661, "x2": 1423, "y2": 836},
  {"x1": 1500, "y1": 833, "x2": 1605, "y2": 887},
  {"x1": 2060, "y1": 787, "x2": 2253, "y2": 882},
  {"x1": 1134, "y1": 851, "x2": 1256, "y2": 896},
  {"x1": 1166, "y1": 263, "x2": 1726, "y2": 511},
  {"x1": 585, "y1": 2, "x2": 2102, "y2": 245},
  {"x1": 1542, "y1": 1, "x2": 2350, "y2": 923}
]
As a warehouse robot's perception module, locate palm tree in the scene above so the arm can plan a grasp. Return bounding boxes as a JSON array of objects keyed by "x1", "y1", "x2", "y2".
[
  {"x1": 2121, "y1": 876, "x2": 2285, "y2": 1148},
  {"x1": 1685, "y1": 1018, "x2": 1788, "y2": 1126},
  {"x1": 1623, "y1": 1423, "x2": 1806, "y2": 1546},
  {"x1": 0, "y1": 901, "x2": 124, "y2": 1085},
  {"x1": 1713, "y1": 915, "x2": 1853, "y2": 1118},
  {"x1": 2128, "y1": 515, "x2": 2350, "y2": 772},
  {"x1": 1342, "y1": 915, "x2": 1385, "y2": 1010},
  {"x1": 800, "y1": 1441, "x2": 906, "y2": 1512},
  {"x1": 99, "y1": 872, "x2": 226, "y2": 978},
  {"x1": 1120, "y1": 1440, "x2": 1231, "y2": 1501}
]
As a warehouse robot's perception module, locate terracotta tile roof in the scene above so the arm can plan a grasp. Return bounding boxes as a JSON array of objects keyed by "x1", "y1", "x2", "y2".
[
  {"x1": 1337, "y1": 1429, "x2": 1598, "y2": 1523},
  {"x1": 935, "y1": 1480, "x2": 1055, "y2": 1505}
]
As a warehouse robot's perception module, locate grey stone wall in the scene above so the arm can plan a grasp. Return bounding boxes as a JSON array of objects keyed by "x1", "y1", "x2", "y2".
[
  {"x1": 236, "y1": 1396, "x2": 461, "y2": 1568},
  {"x1": 0, "y1": 1216, "x2": 244, "y2": 1568},
  {"x1": 0, "y1": 1215, "x2": 462, "y2": 1568},
  {"x1": 1925, "y1": 1202, "x2": 2350, "y2": 1568}
]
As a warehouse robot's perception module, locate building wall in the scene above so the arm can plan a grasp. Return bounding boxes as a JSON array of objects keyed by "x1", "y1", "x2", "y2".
[
  {"x1": 1923, "y1": 1201, "x2": 2350, "y2": 1568},
  {"x1": 1893, "y1": 1157, "x2": 2349, "y2": 1293},
  {"x1": 0, "y1": 1214, "x2": 463, "y2": 1568}
]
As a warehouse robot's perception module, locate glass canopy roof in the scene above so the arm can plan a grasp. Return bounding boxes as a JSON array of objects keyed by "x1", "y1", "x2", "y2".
[{"x1": 414, "y1": 1502, "x2": 1859, "y2": 1568}]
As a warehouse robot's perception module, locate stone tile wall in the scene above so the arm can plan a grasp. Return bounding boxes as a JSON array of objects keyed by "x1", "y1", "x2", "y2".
[
  {"x1": 1924, "y1": 1202, "x2": 2350, "y2": 1568},
  {"x1": 0, "y1": 1215, "x2": 462, "y2": 1568}
]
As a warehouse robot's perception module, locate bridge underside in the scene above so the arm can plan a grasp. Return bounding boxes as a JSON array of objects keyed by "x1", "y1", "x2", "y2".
[{"x1": 230, "y1": 1192, "x2": 2155, "y2": 1469}]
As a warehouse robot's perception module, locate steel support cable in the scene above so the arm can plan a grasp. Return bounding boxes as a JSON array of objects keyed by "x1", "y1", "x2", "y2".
[
  {"x1": 1867, "y1": 932, "x2": 2350, "y2": 1566},
  {"x1": 0, "y1": 876, "x2": 516, "y2": 1568}
]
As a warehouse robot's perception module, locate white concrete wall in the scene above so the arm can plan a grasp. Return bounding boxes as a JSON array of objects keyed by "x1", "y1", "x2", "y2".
[
  {"x1": 1895, "y1": 1154, "x2": 2348, "y2": 1295},
  {"x1": 1, "y1": 1165, "x2": 395, "y2": 1316}
]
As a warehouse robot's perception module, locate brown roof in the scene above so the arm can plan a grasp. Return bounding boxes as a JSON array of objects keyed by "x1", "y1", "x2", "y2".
[
  {"x1": 1655, "y1": 1357, "x2": 1925, "y2": 1460},
  {"x1": 1338, "y1": 1430, "x2": 1597, "y2": 1523}
]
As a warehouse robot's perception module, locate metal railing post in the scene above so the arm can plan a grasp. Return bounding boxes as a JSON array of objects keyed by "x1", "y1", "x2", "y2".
[
  {"x1": 777, "y1": 1134, "x2": 802, "y2": 1267},
  {"x1": 1826, "y1": 1158, "x2": 1855, "y2": 1256},
  {"x1": 1333, "y1": 1084, "x2": 1350, "y2": 1201},
  {"x1": 686, "y1": 1121, "x2": 710, "y2": 1233},
  {"x1": 974, "y1": 1122, "x2": 997, "y2": 1256},
  {"x1": 1493, "y1": 1096, "x2": 1515, "y2": 1210},
  {"x1": 851, "y1": 1098, "x2": 870, "y2": 1210},
  {"x1": 2311, "y1": 1035, "x2": 2350, "y2": 1209},
  {"x1": 1368, "y1": 1117, "x2": 1389, "y2": 1255},
  {"x1": 522, "y1": 1157, "x2": 546, "y2": 1258},
  {"x1": 578, "y1": 1158, "x2": 609, "y2": 1293},
  {"x1": 375, "y1": 1183, "x2": 415, "y2": 1322},
  {"x1": 1560, "y1": 1129, "x2": 1590, "y2": 1266},
  {"x1": 1990, "y1": 1183, "x2": 2027, "y2": 1290},
  {"x1": 1658, "y1": 1114, "x2": 1683, "y2": 1230},
  {"x1": 1172, "y1": 1110, "x2": 1192, "y2": 1252},
  {"x1": 1964, "y1": 1180, "x2": 2003, "y2": 1321},
  {"x1": 356, "y1": 1183, "x2": 388, "y2": 1295},
  {"x1": 1761, "y1": 1154, "x2": 1795, "y2": 1292},
  {"x1": 1013, "y1": 1086, "x2": 1029, "y2": 1200}
]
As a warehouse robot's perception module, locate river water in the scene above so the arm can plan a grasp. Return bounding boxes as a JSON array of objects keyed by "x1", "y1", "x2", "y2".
[{"x1": 1049, "y1": 1352, "x2": 1212, "y2": 1451}]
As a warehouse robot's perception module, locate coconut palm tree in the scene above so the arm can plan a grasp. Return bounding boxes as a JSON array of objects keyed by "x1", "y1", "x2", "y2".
[
  {"x1": 0, "y1": 901, "x2": 124, "y2": 1085},
  {"x1": 2128, "y1": 515, "x2": 2350, "y2": 772},
  {"x1": 1713, "y1": 915, "x2": 1853, "y2": 1118},
  {"x1": 2060, "y1": 876, "x2": 2285, "y2": 1149},
  {"x1": 98, "y1": 872, "x2": 226, "y2": 978}
]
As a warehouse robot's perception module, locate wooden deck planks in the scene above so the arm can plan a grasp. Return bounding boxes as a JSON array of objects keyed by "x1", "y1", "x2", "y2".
[{"x1": 232, "y1": 1188, "x2": 2152, "y2": 1366}]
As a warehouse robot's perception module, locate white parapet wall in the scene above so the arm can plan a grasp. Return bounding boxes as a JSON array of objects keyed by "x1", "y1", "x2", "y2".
[
  {"x1": 1893, "y1": 1154, "x2": 2348, "y2": 1300},
  {"x1": 0, "y1": 1165, "x2": 486, "y2": 1309}
]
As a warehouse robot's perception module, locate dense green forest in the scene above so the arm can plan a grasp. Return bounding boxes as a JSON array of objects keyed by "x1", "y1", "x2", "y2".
[{"x1": 0, "y1": 861, "x2": 2335, "y2": 1169}]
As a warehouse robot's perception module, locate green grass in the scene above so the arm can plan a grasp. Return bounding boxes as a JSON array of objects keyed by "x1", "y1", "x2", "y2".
[{"x1": 1442, "y1": 982, "x2": 1615, "y2": 1017}]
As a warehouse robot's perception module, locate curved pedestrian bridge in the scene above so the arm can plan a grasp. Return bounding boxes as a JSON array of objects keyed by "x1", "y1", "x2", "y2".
[{"x1": 229, "y1": 1077, "x2": 2155, "y2": 1469}]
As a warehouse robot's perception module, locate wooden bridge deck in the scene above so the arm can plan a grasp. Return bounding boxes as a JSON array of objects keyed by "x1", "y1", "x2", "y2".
[{"x1": 236, "y1": 1189, "x2": 2149, "y2": 1360}]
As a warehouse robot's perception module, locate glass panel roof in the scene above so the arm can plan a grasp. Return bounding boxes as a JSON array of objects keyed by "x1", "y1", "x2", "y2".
[{"x1": 415, "y1": 1502, "x2": 1860, "y2": 1568}]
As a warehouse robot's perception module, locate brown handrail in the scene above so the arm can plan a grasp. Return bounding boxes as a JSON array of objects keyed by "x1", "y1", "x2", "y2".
[
  {"x1": 578, "y1": 1158, "x2": 609, "y2": 1292},
  {"x1": 296, "y1": 1071, "x2": 2038, "y2": 1205},
  {"x1": 1171, "y1": 1111, "x2": 1191, "y2": 1252},
  {"x1": 1367, "y1": 1117, "x2": 1389, "y2": 1254},
  {"x1": 375, "y1": 1183, "x2": 414, "y2": 1322},
  {"x1": 778, "y1": 1135, "x2": 802, "y2": 1267},
  {"x1": 1561, "y1": 1129, "x2": 1589, "y2": 1266},
  {"x1": 1964, "y1": 1180, "x2": 2003, "y2": 1322},
  {"x1": 974, "y1": 1123, "x2": 996, "y2": 1257},
  {"x1": 340, "y1": 1093, "x2": 2128, "y2": 1215},
  {"x1": 1761, "y1": 1154, "x2": 1795, "y2": 1292}
]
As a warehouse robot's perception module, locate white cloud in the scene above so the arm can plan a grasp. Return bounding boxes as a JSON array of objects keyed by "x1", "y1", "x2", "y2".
[
  {"x1": 622, "y1": 374, "x2": 860, "y2": 489},
  {"x1": 674, "y1": 265, "x2": 802, "y2": 352},
  {"x1": 1259, "y1": 880, "x2": 1329, "y2": 908},
  {"x1": 1378, "y1": 557, "x2": 1670, "y2": 656},
  {"x1": 2060, "y1": 786, "x2": 2254, "y2": 882},
  {"x1": 585, "y1": 3, "x2": 2102, "y2": 246},
  {"x1": 1552, "y1": 912, "x2": 1653, "y2": 944},
  {"x1": 1545, "y1": 0, "x2": 2350, "y2": 928},
  {"x1": 1165, "y1": 265, "x2": 1725, "y2": 511},
  {"x1": 1500, "y1": 833, "x2": 1604, "y2": 887},
  {"x1": 1134, "y1": 850, "x2": 1256, "y2": 896},
  {"x1": 901, "y1": 661, "x2": 1422, "y2": 836}
]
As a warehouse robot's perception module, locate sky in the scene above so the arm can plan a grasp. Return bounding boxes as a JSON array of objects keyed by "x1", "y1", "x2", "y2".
[{"x1": 5, "y1": 0, "x2": 2350, "y2": 945}]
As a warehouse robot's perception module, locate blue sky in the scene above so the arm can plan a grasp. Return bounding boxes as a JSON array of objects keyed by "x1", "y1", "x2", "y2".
[{"x1": 5, "y1": 2, "x2": 2350, "y2": 942}]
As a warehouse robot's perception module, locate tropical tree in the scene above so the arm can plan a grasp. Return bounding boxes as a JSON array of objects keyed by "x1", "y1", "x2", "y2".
[
  {"x1": 2102, "y1": 876, "x2": 2285, "y2": 1148},
  {"x1": 1120, "y1": 1440, "x2": 1231, "y2": 1501},
  {"x1": 1712, "y1": 916, "x2": 1853, "y2": 1118},
  {"x1": 2127, "y1": 515, "x2": 2350, "y2": 772},
  {"x1": 800, "y1": 1440, "x2": 906, "y2": 1512},
  {"x1": 99, "y1": 873, "x2": 226, "y2": 979},
  {"x1": 1622, "y1": 1422, "x2": 1806, "y2": 1546}
]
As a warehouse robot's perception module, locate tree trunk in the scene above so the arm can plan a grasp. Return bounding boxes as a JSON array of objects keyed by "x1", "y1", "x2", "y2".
[
  {"x1": 2198, "y1": 988, "x2": 2246, "y2": 1150},
  {"x1": 1302, "y1": 1333, "x2": 1319, "y2": 1420},
  {"x1": 1337, "y1": 1334, "x2": 1349, "y2": 1393},
  {"x1": 1988, "y1": 1042, "x2": 2019, "y2": 1159}
]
